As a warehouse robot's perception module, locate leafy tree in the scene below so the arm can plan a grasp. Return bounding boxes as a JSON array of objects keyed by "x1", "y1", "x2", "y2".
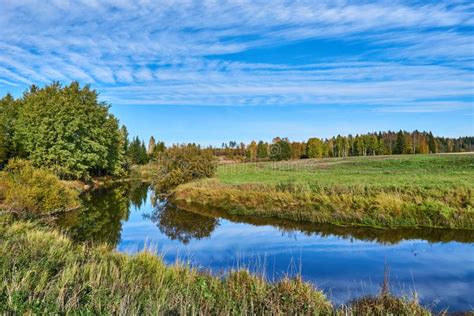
[
  {"x1": 257, "y1": 141, "x2": 268, "y2": 159},
  {"x1": 155, "y1": 144, "x2": 216, "y2": 191},
  {"x1": 269, "y1": 139, "x2": 291, "y2": 161},
  {"x1": 291, "y1": 142, "x2": 305, "y2": 159},
  {"x1": 14, "y1": 82, "x2": 126, "y2": 179},
  {"x1": 306, "y1": 138, "x2": 326, "y2": 158},
  {"x1": 247, "y1": 141, "x2": 257, "y2": 161}
]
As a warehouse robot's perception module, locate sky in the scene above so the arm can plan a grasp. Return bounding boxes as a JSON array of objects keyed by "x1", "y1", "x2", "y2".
[{"x1": 0, "y1": 0, "x2": 473, "y2": 145}]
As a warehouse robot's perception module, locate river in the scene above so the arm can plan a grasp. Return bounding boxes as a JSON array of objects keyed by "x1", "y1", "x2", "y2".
[{"x1": 58, "y1": 181, "x2": 474, "y2": 312}]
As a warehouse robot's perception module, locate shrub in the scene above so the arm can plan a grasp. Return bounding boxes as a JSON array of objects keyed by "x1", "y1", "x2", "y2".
[
  {"x1": 0, "y1": 159, "x2": 80, "y2": 216},
  {"x1": 155, "y1": 145, "x2": 216, "y2": 191}
]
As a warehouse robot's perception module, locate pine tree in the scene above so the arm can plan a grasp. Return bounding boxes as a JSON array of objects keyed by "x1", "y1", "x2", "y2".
[
  {"x1": 394, "y1": 130, "x2": 406, "y2": 154},
  {"x1": 428, "y1": 132, "x2": 437, "y2": 153},
  {"x1": 0, "y1": 93, "x2": 18, "y2": 166}
]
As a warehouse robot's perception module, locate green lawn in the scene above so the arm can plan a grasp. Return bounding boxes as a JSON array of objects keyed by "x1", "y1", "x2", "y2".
[{"x1": 217, "y1": 153, "x2": 474, "y2": 188}]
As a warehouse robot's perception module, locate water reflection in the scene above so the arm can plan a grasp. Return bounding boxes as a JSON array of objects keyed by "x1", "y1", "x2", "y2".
[
  {"x1": 145, "y1": 202, "x2": 219, "y2": 244},
  {"x1": 172, "y1": 201, "x2": 474, "y2": 245},
  {"x1": 58, "y1": 182, "x2": 474, "y2": 247},
  {"x1": 57, "y1": 181, "x2": 149, "y2": 245},
  {"x1": 56, "y1": 182, "x2": 474, "y2": 311}
]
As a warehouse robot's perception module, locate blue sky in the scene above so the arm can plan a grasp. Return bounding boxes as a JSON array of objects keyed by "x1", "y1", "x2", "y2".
[{"x1": 0, "y1": 0, "x2": 473, "y2": 145}]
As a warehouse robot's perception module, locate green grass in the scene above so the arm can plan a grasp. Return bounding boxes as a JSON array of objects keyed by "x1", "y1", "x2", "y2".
[
  {"x1": 217, "y1": 154, "x2": 474, "y2": 188},
  {"x1": 0, "y1": 217, "x2": 430, "y2": 315},
  {"x1": 172, "y1": 154, "x2": 474, "y2": 230}
]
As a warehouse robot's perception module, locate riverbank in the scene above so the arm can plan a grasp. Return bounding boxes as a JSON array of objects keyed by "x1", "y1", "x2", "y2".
[
  {"x1": 171, "y1": 154, "x2": 474, "y2": 230},
  {"x1": 0, "y1": 217, "x2": 430, "y2": 315}
]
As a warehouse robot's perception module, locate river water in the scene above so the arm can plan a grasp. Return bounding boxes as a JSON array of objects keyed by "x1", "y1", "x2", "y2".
[{"x1": 58, "y1": 181, "x2": 474, "y2": 312}]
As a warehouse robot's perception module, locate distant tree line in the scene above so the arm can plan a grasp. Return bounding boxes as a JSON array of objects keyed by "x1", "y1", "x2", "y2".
[{"x1": 211, "y1": 131, "x2": 473, "y2": 161}]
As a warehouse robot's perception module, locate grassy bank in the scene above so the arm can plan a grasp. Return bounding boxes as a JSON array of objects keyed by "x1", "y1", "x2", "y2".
[
  {"x1": 172, "y1": 154, "x2": 474, "y2": 229},
  {"x1": 0, "y1": 218, "x2": 431, "y2": 315}
]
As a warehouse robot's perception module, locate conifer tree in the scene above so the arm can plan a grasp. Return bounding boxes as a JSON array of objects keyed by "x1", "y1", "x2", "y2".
[
  {"x1": 428, "y1": 132, "x2": 438, "y2": 153},
  {"x1": 394, "y1": 130, "x2": 406, "y2": 154}
]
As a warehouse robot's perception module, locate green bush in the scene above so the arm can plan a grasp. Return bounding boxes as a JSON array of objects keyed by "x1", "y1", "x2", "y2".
[
  {"x1": 155, "y1": 145, "x2": 216, "y2": 191},
  {"x1": 0, "y1": 159, "x2": 80, "y2": 216}
]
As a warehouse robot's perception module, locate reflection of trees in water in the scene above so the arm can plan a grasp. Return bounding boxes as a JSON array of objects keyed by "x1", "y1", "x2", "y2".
[
  {"x1": 172, "y1": 200, "x2": 474, "y2": 245},
  {"x1": 58, "y1": 182, "x2": 150, "y2": 246},
  {"x1": 128, "y1": 180, "x2": 149, "y2": 211},
  {"x1": 146, "y1": 203, "x2": 219, "y2": 245}
]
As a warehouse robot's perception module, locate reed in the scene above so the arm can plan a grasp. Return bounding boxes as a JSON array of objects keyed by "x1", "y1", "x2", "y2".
[
  {"x1": 0, "y1": 218, "x2": 431, "y2": 315},
  {"x1": 172, "y1": 179, "x2": 473, "y2": 229}
]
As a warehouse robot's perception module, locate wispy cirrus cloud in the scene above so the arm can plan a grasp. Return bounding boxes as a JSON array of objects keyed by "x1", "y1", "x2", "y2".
[{"x1": 0, "y1": 0, "x2": 472, "y2": 112}]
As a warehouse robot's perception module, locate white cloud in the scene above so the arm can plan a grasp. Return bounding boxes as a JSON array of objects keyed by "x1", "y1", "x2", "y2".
[{"x1": 0, "y1": 0, "x2": 472, "y2": 110}]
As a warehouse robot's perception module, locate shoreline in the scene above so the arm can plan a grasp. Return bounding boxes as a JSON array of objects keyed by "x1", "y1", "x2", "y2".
[
  {"x1": 171, "y1": 179, "x2": 474, "y2": 230},
  {"x1": 0, "y1": 218, "x2": 432, "y2": 315}
]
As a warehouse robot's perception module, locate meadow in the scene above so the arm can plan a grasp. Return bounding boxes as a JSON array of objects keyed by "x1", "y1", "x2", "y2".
[
  {"x1": 217, "y1": 153, "x2": 474, "y2": 188},
  {"x1": 172, "y1": 154, "x2": 474, "y2": 229}
]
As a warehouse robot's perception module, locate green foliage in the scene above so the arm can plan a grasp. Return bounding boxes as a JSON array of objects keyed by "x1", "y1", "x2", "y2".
[
  {"x1": 0, "y1": 93, "x2": 19, "y2": 167},
  {"x1": 213, "y1": 131, "x2": 473, "y2": 161},
  {"x1": 0, "y1": 159, "x2": 80, "y2": 216},
  {"x1": 128, "y1": 136, "x2": 149, "y2": 165},
  {"x1": 13, "y1": 82, "x2": 126, "y2": 179},
  {"x1": 428, "y1": 132, "x2": 438, "y2": 153},
  {"x1": 394, "y1": 130, "x2": 406, "y2": 154},
  {"x1": 306, "y1": 137, "x2": 326, "y2": 158},
  {"x1": 269, "y1": 139, "x2": 292, "y2": 161},
  {"x1": 256, "y1": 141, "x2": 268, "y2": 159},
  {"x1": 155, "y1": 144, "x2": 217, "y2": 191}
]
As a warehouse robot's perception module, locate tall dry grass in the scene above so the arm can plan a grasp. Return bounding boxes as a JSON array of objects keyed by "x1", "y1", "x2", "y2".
[
  {"x1": 172, "y1": 179, "x2": 474, "y2": 229},
  {"x1": 0, "y1": 218, "x2": 433, "y2": 315}
]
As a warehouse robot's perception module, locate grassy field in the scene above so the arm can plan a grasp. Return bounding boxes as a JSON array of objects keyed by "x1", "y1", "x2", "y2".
[
  {"x1": 0, "y1": 217, "x2": 430, "y2": 315},
  {"x1": 217, "y1": 154, "x2": 474, "y2": 188},
  {"x1": 172, "y1": 154, "x2": 474, "y2": 229}
]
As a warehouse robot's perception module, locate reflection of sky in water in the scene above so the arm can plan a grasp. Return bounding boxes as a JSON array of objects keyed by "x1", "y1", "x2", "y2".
[{"x1": 117, "y1": 191, "x2": 474, "y2": 312}]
